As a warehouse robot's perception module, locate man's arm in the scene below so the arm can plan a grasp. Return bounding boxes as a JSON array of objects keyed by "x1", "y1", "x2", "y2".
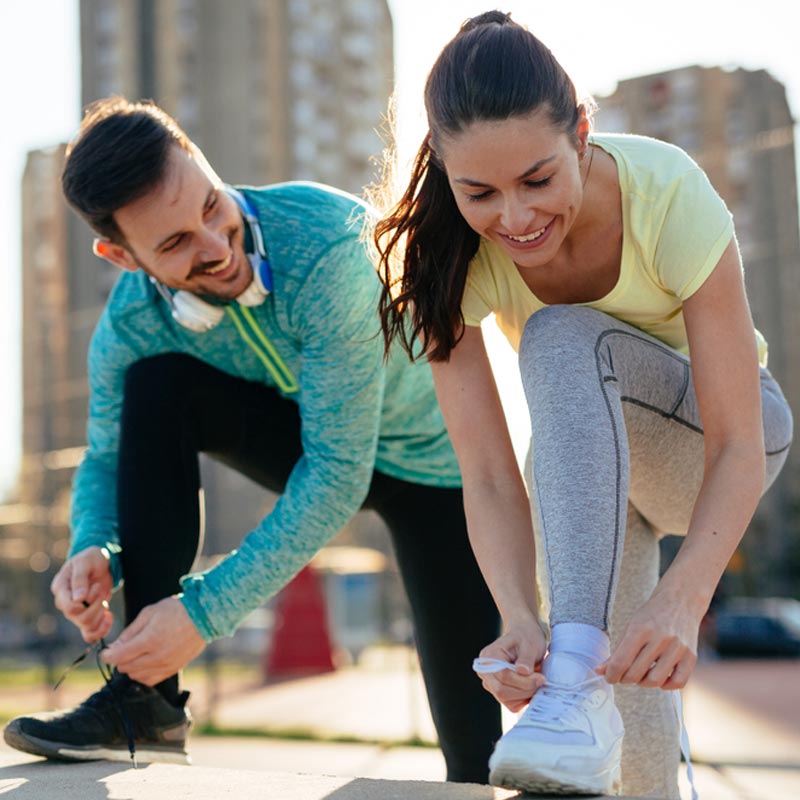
[
  {"x1": 55, "y1": 309, "x2": 142, "y2": 640},
  {"x1": 69, "y1": 311, "x2": 141, "y2": 580},
  {"x1": 179, "y1": 234, "x2": 387, "y2": 640}
]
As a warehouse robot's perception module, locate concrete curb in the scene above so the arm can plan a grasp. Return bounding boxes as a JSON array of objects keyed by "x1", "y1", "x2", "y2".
[{"x1": 0, "y1": 752, "x2": 635, "y2": 800}]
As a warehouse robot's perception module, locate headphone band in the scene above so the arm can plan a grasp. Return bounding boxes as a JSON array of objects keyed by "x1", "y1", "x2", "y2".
[{"x1": 152, "y1": 186, "x2": 272, "y2": 332}]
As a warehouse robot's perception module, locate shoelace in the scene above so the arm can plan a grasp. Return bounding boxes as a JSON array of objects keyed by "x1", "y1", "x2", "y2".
[
  {"x1": 473, "y1": 656, "x2": 698, "y2": 799},
  {"x1": 672, "y1": 690, "x2": 698, "y2": 800},
  {"x1": 523, "y1": 675, "x2": 600, "y2": 726},
  {"x1": 54, "y1": 638, "x2": 138, "y2": 768}
]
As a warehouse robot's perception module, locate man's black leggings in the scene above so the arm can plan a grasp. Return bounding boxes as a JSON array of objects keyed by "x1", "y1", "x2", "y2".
[{"x1": 116, "y1": 354, "x2": 501, "y2": 783}]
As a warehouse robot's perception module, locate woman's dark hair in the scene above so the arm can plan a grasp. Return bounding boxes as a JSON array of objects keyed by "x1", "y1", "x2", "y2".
[
  {"x1": 374, "y1": 11, "x2": 583, "y2": 361},
  {"x1": 62, "y1": 97, "x2": 192, "y2": 244}
]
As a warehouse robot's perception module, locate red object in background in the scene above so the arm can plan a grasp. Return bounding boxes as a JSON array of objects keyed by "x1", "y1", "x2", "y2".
[{"x1": 263, "y1": 565, "x2": 336, "y2": 681}]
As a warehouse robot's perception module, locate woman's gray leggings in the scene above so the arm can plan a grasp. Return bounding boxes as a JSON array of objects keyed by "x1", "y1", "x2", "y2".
[{"x1": 519, "y1": 305, "x2": 793, "y2": 798}]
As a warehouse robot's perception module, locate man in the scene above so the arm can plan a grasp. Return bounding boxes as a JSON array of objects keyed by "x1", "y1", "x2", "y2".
[{"x1": 2, "y1": 98, "x2": 500, "y2": 782}]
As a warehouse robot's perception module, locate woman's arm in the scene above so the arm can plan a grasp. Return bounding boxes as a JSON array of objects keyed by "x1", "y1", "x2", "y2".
[
  {"x1": 602, "y1": 240, "x2": 765, "y2": 689},
  {"x1": 431, "y1": 325, "x2": 546, "y2": 708}
]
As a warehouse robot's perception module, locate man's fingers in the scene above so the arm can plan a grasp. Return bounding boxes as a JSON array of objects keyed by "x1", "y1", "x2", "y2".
[
  {"x1": 102, "y1": 610, "x2": 153, "y2": 663},
  {"x1": 111, "y1": 654, "x2": 162, "y2": 685},
  {"x1": 50, "y1": 568, "x2": 68, "y2": 596},
  {"x1": 77, "y1": 602, "x2": 102, "y2": 629},
  {"x1": 70, "y1": 563, "x2": 91, "y2": 603},
  {"x1": 81, "y1": 613, "x2": 114, "y2": 644}
]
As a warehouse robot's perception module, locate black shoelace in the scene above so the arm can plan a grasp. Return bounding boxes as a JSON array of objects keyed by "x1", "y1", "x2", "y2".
[{"x1": 54, "y1": 638, "x2": 138, "y2": 768}]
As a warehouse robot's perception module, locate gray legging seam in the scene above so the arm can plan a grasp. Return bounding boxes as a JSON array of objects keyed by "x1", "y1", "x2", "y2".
[
  {"x1": 766, "y1": 442, "x2": 791, "y2": 456},
  {"x1": 620, "y1": 396, "x2": 703, "y2": 434},
  {"x1": 533, "y1": 467, "x2": 557, "y2": 620},
  {"x1": 592, "y1": 328, "x2": 695, "y2": 628},
  {"x1": 594, "y1": 337, "x2": 625, "y2": 630}
]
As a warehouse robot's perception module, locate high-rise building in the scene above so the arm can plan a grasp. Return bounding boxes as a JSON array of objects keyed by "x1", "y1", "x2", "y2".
[
  {"x1": 19, "y1": 147, "x2": 107, "y2": 548},
  {"x1": 14, "y1": 0, "x2": 395, "y2": 589},
  {"x1": 80, "y1": 0, "x2": 393, "y2": 194},
  {"x1": 595, "y1": 66, "x2": 800, "y2": 593},
  {"x1": 3, "y1": 146, "x2": 110, "y2": 633}
]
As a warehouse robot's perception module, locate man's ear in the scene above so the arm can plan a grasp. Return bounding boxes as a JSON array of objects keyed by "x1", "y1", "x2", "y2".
[
  {"x1": 575, "y1": 103, "x2": 592, "y2": 156},
  {"x1": 92, "y1": 238, "x2": 138, "y2": 273}
]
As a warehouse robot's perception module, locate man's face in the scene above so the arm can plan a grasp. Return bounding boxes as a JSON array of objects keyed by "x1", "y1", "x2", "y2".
[{"x1": 109, "y1": 145, "x2": 252, "y2": 301}]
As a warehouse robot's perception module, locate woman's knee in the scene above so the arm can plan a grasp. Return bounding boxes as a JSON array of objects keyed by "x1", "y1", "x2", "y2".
[
  {"x1": 761, "y1": 372, "x2": 793, "y2": 492},
  {"x1": 518, "y1": 306, "x2": 614, "y2": 391},
  {"x1": 520, "y1": 305, "x2": 611, "y2": 360}
]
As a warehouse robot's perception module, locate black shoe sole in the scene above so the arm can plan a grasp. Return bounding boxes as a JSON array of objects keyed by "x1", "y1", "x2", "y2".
[{"x1": 4, "y1": 720, "x2": 190, "y2": 765}]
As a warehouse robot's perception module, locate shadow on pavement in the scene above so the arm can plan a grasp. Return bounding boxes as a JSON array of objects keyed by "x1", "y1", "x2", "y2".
[
  {"x1": 0, "y1": 759, "x2": 136, "y2": 799},
  {"x1": 320, "y1": 778, "x2": 515, "y2": 799}
]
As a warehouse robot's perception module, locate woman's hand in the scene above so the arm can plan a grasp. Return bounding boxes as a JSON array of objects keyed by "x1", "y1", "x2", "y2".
[
  {"x1": 475, "y1": 619, "x2": 548, "y2": 712},
  {"x1": 598, "y1": 585, "x2": 704, "y2": 691}
]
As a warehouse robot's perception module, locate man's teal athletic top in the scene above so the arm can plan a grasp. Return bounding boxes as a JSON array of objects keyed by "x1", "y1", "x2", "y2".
[{"x1": 69, "y1": 182, "x2": 461, "y2": 640}]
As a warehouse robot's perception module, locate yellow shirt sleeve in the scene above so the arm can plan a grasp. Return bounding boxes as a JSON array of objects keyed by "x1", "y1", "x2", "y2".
[{"x1": 652, "y1": 165, "x2": 734, "y2": 300}]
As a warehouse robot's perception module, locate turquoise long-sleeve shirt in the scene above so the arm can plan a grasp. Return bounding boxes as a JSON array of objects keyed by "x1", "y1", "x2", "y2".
[{"x1": 69, "y1": 182, "x2": 461, "y2": 640}]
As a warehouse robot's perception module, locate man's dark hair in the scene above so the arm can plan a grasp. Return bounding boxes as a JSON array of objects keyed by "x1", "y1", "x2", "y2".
[{"x1": 62, "y1": 97, "x2": 192, "y2": 243}]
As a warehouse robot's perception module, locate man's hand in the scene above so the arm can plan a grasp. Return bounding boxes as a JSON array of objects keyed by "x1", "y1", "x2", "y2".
[
  {"x1": 51, "y1": 547, "x2": 114, "y2": 642},
  {"x1": 475, "y1": 620, "x2": 548, "y2": 712},
  {"x1": 101, "y1": 597, "x2": 206, "y2": 685}
]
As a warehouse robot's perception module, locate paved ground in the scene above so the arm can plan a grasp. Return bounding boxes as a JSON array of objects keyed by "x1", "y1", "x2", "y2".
[
  {"x1": 0, "y1": 755, "x2": 523, "y2": 800},
  {"x1": 1, "y1": 648, "x2": 798, "y2": 798}
]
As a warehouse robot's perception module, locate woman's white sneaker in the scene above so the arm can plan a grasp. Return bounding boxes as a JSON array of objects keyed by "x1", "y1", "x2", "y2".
[{"x1": 488, "y1": 652, "x2": 624, "y2": 796}]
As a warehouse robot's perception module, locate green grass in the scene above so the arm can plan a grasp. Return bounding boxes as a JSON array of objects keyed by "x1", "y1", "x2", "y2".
[
  {"x1": 193, "y1": 722, "x2": 436, "y2": 748},
  {"x1": 0, "y1": 659, "x2": 437, "y2": 749},
  {"x1": 0, "y1": 711, "x2": 435, "y2": 750},
  {"x1": 0, "y1": 660, "x2": 261, "y2": 687}
]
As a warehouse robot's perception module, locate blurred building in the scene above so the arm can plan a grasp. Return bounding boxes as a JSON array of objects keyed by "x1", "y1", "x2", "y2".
[
  {"x1": 80, "y1": 0, "x2": 393, "y2": 193},
  {"x1": 77, "y1": 0, "x2": 395, "y2": 556},
  {"x1": 4, "y1": 0, "x2": 394, "y2": 634},
  {"x1": 0, "y1": 147, "x2": 103, "y2": 643},
  {"x1": 595, "y1": 66, "x2": 800, "y2": 594}
]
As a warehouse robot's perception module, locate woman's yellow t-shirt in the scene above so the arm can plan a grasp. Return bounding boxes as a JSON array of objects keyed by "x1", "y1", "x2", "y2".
[{"x1": 461, "y1": 133, "x2": 768, "y2": 365}]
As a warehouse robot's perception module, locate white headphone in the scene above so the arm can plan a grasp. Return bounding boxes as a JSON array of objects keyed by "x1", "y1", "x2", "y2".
[{"x1": 150, "y1": 186, "x2": 272, "y2": 332}]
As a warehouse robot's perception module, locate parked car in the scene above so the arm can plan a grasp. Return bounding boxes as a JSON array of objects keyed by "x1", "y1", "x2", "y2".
[{"x1": 713, "y1": 597, "x2": 800, "y2": 657}]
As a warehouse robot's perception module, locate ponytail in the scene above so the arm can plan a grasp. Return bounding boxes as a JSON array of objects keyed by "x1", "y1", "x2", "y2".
[
  {"x1": 376, "y1": 11, "x2": 582, "y2": 361},
  {"x1": 375, "y1": 135, "x2": 479, "y2": 362}
]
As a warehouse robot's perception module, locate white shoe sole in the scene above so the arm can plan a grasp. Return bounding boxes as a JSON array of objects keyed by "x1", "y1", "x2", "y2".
[
  {"x1": 489, "y1": 740, "x2": 622, "y2": 796},
  {"x1": 57, "y1": 745, "x2": 191, "y2": 765}
]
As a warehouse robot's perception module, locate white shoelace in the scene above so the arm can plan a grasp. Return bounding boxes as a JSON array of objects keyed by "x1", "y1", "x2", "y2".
[
  {"x1": 473, "y1": 657, "x2": 698, "y2": 799},
  {"x1": 524, "y1": 676, "x2": 599, "y2": 725},
  {"x1": 671, "y1": 690, "x2": 698, "y2": 800}
]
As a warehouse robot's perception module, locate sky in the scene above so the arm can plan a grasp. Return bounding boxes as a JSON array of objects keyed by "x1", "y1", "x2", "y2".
[{"x1": 0, "y1": 0, "x2": 798, "y2": 497}]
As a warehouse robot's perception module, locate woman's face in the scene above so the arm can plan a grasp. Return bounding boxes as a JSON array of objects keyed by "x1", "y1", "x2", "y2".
[{"x1": 438, "y1": 109, "x2": 587, "y2": 267}]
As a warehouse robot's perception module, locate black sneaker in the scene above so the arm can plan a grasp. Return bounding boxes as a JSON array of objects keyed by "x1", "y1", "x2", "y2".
[{"x1": 3, "y1": 671, "x2": 192, "y2": 765}]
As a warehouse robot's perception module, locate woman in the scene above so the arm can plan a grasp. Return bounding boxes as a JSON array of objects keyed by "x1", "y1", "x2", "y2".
[{"x1": 375, "y1": 10, "x2": 792, "y2": 798}]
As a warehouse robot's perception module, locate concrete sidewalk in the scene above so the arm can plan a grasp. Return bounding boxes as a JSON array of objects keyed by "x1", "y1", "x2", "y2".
[{"x1": 0, "y1": 752, "x2": 522, "y2": 800}]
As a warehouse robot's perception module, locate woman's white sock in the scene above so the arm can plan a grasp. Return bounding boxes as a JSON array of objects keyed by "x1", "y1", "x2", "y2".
[{"x1": 549, "y1": 622, "x2": 610, "y2": 670}]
